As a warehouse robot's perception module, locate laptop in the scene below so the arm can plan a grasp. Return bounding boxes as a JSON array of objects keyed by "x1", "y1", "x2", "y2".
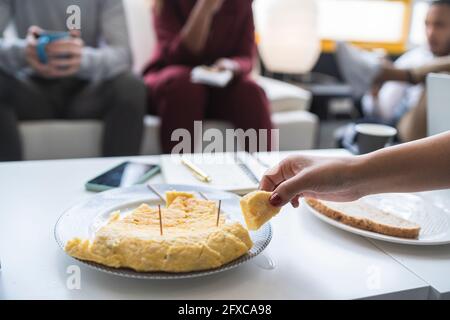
[{"x1": 427, "y1": 73, "x2": 450, "y2": 136}]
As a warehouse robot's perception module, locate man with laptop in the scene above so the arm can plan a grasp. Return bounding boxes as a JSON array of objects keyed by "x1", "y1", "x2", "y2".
[{"x1": 0, "y1": 0, "x2": 146, "y2": 161}]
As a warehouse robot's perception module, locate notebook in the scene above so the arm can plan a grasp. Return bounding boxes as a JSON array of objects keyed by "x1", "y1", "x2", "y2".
[
  {"x1": 160, "y1": 152, "x2": 267, "y2": 195},
  {"x1": 191, "y1": 66, "x2": 233, "y2": 88}
]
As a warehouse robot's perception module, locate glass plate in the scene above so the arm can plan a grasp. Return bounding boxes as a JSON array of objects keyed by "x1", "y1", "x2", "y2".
[{"x1": 54, "y1": 184, "x2": 272, "y2": 279}]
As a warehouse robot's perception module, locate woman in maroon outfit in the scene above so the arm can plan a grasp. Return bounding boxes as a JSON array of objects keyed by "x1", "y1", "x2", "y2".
[{"x1": 144, "y1": 0, "x2": 273, "y2": 153}]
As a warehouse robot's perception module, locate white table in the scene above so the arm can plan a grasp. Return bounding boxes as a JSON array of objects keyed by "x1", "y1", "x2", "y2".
[
  {"x1": 367, "y1": 190, "x2": 450, "y2": 300},
  {"x1": 259, "y1": 151, "x2": 450, "y2": 300},
  {"x1": 0, "y1": 150, "x2": 436, "y2": 300}
]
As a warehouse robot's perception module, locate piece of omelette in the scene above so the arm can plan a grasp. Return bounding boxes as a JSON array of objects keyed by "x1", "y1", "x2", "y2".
[
  {"x1": 65, "y1": 191, "x2": 253, "y2": 273},
  {"x1": 240, "y1": 191, "x2": 281, "y2": 230}
]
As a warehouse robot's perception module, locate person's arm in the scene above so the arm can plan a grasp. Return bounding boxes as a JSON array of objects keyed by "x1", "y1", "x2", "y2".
[
  {"x1": 0, "y1": 0, "x2": 28, "y2": 74},
  {"x1": 355, "y1": 131, "x2": 450, "y2": 195},
  {"x1": 77, "y1": 0, "x2": 132, "y2": 81},
  {"x1": 410, "y1": 55, "x2": 450, "y2": 83},
  {"x1": 212, "y1": 2, "x2": 255, "y2": 76},
  {"x1": 260, "y1": 132, "x2": 450, "y2": 207},
  {"x1": 228, "y1": 3, "x2": 256, "y2": 76},
  {"x1": 375, "y1": 50, "x2": 428, "y2": 121},
  {"x1": 180, "y1": 0, "x2": 223, "y2": 55},
  {"x1": 153, "y1": 0, "x2": 222, "y2": 66}
]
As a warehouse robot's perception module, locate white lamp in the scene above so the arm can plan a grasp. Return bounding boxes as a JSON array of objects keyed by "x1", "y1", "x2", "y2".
[{"x1": 253, "y1": 0, "x2": 321, "y2": 74}]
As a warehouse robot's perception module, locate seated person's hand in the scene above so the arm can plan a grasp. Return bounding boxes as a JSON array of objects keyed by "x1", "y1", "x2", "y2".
[
  {"x1": 259, "y1": 155, "x2": 365, "y2": 208},
  {"x1": 213, "y1": 58, "x2": 239, "y2": 75},
  {"x1": 25, "y1": 26, "x2": 51, "y2": 77},
  {"x1": 198, "y1": 0, "x2": 224, "y2": 15},
  {"x1": 45, "y1": 30, "x2": 84, "y2": 77},
  {"x1": 25, "y1": 26, "x2": 84, "y2": 78},
  {"x1": 371, "y1": 58, "x2": 394, "y2": 96},
  {"x1": 370, "y1": 83, "x2": 382, "y2": 98}
]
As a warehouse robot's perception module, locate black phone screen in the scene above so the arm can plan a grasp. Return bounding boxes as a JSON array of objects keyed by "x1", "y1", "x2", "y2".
[{"x1": 88, "y1": 162, "x2": 159, "y2": 188}]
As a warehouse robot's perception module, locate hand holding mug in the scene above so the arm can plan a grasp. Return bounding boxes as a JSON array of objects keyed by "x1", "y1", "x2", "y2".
[
  {"x1": 25, "y1": 26, "x2": 83, "y2": 78},
  {"x1": 45, "y1": 30, "x2": 84, "y2": 77},
  {"x1": 25, "y1": 26, "x2": 52, "y2": 77}
]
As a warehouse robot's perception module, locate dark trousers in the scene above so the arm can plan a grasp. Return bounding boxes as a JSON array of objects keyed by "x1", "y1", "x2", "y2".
[
  {"x1": 0, "y1": 70, "x2": 146, "y2": 161},
  {"x1": 145, "y1": 66, "x2": 273, "y2": 153}
]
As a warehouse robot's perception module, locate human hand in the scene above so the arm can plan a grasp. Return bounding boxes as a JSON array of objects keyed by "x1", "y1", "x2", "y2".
[
  {"x1": 259, "y1": 155, "x2": 366, "y2": 208},
  {"x1": 213, "y1": 58, "x2": 239, "y2": 74},
  {"x1": 45, "y1": 30, "x2": 84, "y2": 77},
  {"x1": 25, "y1": 27, "x2": 83, "y2": 78},
  {"x1": 198, "y1": 0, "x2": 225, "y2": 15},
  {"x1": 25, "y1": 26, "x2": 51, "y2": 77},
  {"x1": 372, "y1": 58, "x2": 394, "y2": 92},
  {"x1": 370, "y1": 83, "x2": 382, "y2": 98}
]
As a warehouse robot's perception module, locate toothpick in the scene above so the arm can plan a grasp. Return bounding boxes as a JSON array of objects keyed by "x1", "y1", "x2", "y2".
[
  {"x1": 216, "y1": 200, "x2": 222, "y2": 227},
  {"x1": 147, "y1": 184, "x2": 166, "y2": 204},
  {"x1": 198, "y1": 191, "x2": 209, "y2": 200},
  {"x1": 158, "y1": 204, "x2": 163, "y2": 236}
]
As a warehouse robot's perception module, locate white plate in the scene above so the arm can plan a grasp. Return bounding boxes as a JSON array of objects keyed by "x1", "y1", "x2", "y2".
[
  {"x1": 55, "y1": 184, "x2": 272, "y2": 279},
  {"x1": 303, "y1": 193, "x2": 450, "y2": 245}
]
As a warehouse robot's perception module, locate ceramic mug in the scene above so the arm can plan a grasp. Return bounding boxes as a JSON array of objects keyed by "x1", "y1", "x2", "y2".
[
  {"x1": 353, "y1": 123, "x2": 397, "y2": 154},
  {"x1": 36, "y1": 31, "x2": 71, "y2": 64}
]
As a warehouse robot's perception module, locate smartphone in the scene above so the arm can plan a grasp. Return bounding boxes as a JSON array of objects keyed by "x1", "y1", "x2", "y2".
[{"x1": 85, "y1": 162, "x2": 160, "y2": 192}]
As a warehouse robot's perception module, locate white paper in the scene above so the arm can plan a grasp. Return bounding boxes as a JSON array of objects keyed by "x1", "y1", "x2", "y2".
[
  {"x1": 191, "y1": 66, "x2": 233, "y2": 88},
  {"x1": 160, "y1": 153, "x2": 265, "y2": 195}
]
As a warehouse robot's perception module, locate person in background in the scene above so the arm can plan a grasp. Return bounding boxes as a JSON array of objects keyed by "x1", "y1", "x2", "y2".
[
  {"x1": 337, "y1": 0, "x2": 450, "y2": 142},
  {"x1": 0, "y1": 0, "x2": 146, "y2": 161},
  {"x1": 261, "y1": 131, "x2": 450, "y2": 208},
  {"x1": 143, "y1": 0, "x2": 273, "y2": 153}
]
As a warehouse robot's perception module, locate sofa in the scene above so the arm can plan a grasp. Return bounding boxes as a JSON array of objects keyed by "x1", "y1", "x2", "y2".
[{"x1": 17, "y1": 0, "x2": 319, "y2": 160}]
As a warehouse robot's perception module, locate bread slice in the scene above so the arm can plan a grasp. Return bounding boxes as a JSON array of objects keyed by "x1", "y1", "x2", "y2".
[
  {"x1": 306, "y1": 198, "x2": 421, "y2": 239},
  {"x1": 240, "y1": 191, "x2": 281, "y2": 230}
]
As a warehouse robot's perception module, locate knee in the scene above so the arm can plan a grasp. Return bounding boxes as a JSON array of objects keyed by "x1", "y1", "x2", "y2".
[
  {"x1": 109, "y1": 72, "x2": 147, "y2": 115},
  {"x1": 0, "y1": 104, "x2": 14, "y2": 115},
  {"x1": 232, "y1": 78, "x2": 267, "y2": 101},
  {"x1": 152, "y1": 66, "x2": 206, "y2": 100},
  {"x1": 236, "y1": 77, "x2": 264, "y2": 92},
  {"x1": 110, "y1": 72, "x2": 146, "y2": 97},
  {"x1": 231, "y1": 78, "x2": 269, "y2": 111},
  {"x1": 0, "y1": 70, "x2": 12, "y2": 101}
]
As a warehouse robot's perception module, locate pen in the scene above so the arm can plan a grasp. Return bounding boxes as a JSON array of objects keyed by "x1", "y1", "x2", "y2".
[{"x1": 181, "y1": 157, "x2": 212, "y2": 183}]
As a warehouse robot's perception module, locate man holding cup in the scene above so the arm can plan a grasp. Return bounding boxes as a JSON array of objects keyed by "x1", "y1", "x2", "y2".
[{"x1": 0, "y1": 0, "x2": 146, "y2": 161}]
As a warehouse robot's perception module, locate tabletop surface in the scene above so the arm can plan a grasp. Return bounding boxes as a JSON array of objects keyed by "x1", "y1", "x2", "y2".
[
  {"x1": 0, "y1": 149, "x2": 447, "y2": 300},
  {"x1": 367, "y1": 188, "x2": 450, "y2": 300}
]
